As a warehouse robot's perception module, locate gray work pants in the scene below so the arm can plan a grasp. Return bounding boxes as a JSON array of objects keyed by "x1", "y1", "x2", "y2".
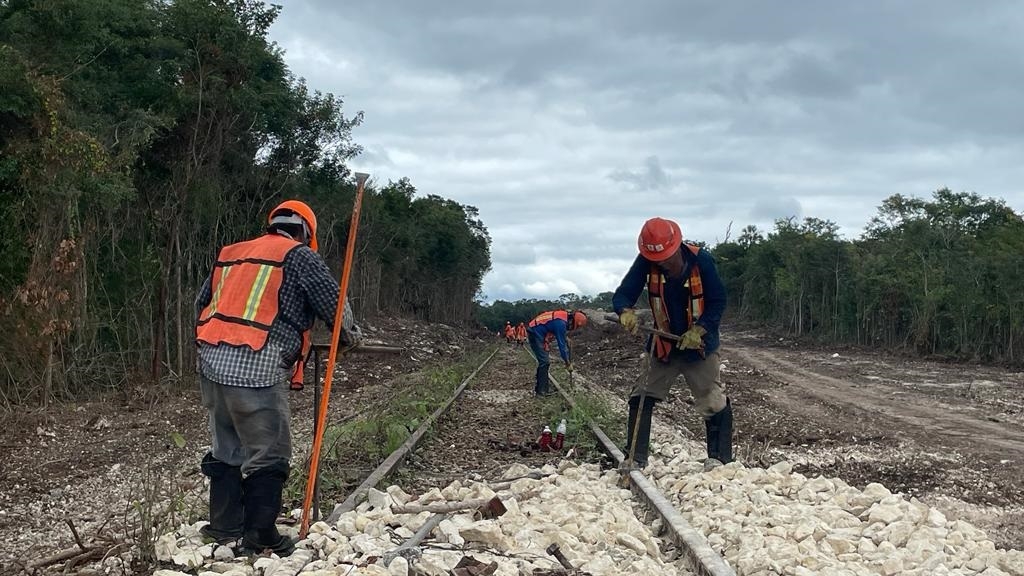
[
  {"x1": 199, "y1": 374, "x2": 291, "y2": 477},
  {"x1": 631, "y1": 351, "x2": 727, "y2": 417}
]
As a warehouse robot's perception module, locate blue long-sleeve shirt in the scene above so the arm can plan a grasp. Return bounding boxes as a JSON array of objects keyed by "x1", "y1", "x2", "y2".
[
  {"x1": 528, "y1": 316, "x2": 571, "y2": 363},
  {"x1": 612, "y1": 246, "x2": 727, "y2": 362}
]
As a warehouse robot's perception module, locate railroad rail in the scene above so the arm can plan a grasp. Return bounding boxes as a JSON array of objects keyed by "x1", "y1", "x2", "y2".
[
  {"x1": 549, "y1": 372, "x2": 735, "y2": 576},
  {"x1": 318, "y1": 345, "x2": 735, "y2": 576},
  {"x1": 325, "y1": 347, "x2": 499, "y2": 522}
]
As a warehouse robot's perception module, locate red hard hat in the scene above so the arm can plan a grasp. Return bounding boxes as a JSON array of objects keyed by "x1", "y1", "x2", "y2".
[
  {"x1": 269, "y1": 200, "x2": 318, "y2": 252},
  {"x1": 571, "y1": 311, "x2": 587, "y2": 330},
  {"x1": 637, "y1": 217, "x2": 682, "y2": 262}
]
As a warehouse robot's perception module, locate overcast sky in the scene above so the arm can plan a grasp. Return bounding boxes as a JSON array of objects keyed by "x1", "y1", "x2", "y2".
[{"x1": 269, "y1": 1, "x2": 1024, "y2": 302}]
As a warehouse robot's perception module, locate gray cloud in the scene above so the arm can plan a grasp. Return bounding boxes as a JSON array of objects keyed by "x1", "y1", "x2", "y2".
[
  {"x1": 750, "y1": 197, "x2": 803, "y2": 223},
  {"x1": 272, "y1": 0, "x2": 1024, "y2": 301},
  {"x1": 491, "y1": 242, "x2": 537, "y2": 266},
  {"x1": 609, "y1": 156, "x2": 672, "y2": 192}
]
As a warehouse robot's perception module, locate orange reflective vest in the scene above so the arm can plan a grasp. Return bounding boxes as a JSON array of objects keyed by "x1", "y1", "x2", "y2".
[
  {"x1": 529, "y1": 310, "x2": 568, "y2": 328},
  {"x1": 197, "y1": 234, "x2": 302, "y2": 351},
  {"x1": 648, "y1": 243, "x2": 704, "y2": 362},
  {"x1": 515, "y1": 323, "x2": 527, "y2": 340}
]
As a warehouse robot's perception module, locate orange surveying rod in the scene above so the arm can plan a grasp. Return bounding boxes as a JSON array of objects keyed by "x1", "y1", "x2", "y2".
[{"x1": 299, "y1": 172, "x2": 369, "y2": 539}]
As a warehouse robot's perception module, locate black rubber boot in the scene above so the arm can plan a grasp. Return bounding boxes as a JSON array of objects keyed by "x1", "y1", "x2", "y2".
[
  {"x1": 199, "y1": 452, "x2": 243, "y2": 545},
  {"x1": 705, "y1": 398, "x2": 733, "y2": 465},
  {"x1": 240, "y1": 464, "x2": 295, "y2": 557},
  {"x1": 624, "y1": 396, "x2": 656, "y2": 467}
]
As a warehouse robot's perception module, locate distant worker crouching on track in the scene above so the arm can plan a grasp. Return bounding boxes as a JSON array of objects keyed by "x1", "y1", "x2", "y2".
[
  {"x1": 515, "y1": 321, "x2": 527, "y2": 347},
  {"x1": 195, "y1": 200, "x2": 361, "y2": 556},
  {"x1": 504, "y1": 321, "x2": 515, "y2": 343},
  {"x1": 613, "y1": 217, "x2": 730, "y2": 471},
  {"x1": 526, "y1": 309, "x2": 587, "y2": 396}
]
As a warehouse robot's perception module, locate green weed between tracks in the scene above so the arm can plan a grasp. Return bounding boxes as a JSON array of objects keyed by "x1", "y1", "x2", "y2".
[
  {"x1": 285, "y1": 347, "x2": 495, "y2": 511},
  {"x1": 542, "y1": 366, "x2": 626, "y2": 461},
  {"x1": 516, "y1": 347, "x2": 625, "y2": 460}
]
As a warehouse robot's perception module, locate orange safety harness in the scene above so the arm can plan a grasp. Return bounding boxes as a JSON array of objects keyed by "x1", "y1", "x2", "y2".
[
  {"x1": 647, "y1": 243, "x2": 704, "y2": 362},
  {"x1": 196, "y1": 234, "x2": 301, "y2": 351}
]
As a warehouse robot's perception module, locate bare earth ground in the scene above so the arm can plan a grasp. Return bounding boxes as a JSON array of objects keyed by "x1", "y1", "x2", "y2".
[
  {"x1": 402, "y1": 345, "x2": 580, "y2": 493},
  {"x1": 572, "y1": 321, "x2": 1024, "y2": 551},
  {"x1": 4, "y1": 316, "x2": 1023, "y2": 573},
  {"x1": 0, "y1": 317, "x2": 478, "y2": 574}
]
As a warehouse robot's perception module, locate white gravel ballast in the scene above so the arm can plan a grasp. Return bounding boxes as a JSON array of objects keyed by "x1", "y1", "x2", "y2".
[
  {"x1": 154, "y1": 461, "x2": 696, "y2": 576},
  {"x1": 647, "y1": 433, "x2": 1024, "y2": 576}
]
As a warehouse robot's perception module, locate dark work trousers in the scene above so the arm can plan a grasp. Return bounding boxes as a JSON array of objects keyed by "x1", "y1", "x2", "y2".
[
  {"x1": 526, "y1": 328, "x2": 551, "y2": 395},
  {"x1": 199, "y1": 374, "x2": 291, "y2": 477}
]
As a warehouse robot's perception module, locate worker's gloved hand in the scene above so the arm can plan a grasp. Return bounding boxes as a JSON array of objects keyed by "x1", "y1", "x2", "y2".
[
  {"x1": 566, "y1": 362, "x2": 574, "y2": 373},
  {"x1": 338, "y1": 298, "x2": 362, "y2": 348},
  {"x1": 677, "y1": 325, "x2": 706, "y2": 350},
  {"x1": 338, "y1": 324, "x2": 363, "y2": 348},
  {"x1": 618, "y1": 308, "x2": 639, "y2": 335},
  {"x1": 290, "y1": 380, "x2": 304, "y2": 391}
]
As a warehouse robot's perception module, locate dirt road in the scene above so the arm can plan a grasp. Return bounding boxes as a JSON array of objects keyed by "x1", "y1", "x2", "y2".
[
  {"x1": 730, "y1": 341, "x2": 1024, "y2": 456},
  {"x1": 724, "y1": 332, "x2": 1024, "y2": 550}
]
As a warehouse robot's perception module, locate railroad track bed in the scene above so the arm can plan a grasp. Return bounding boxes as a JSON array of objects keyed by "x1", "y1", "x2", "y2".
[
  {"x1": 151, "y1": 345, "x2": 1024, "y2": 576},
  {"x1": 561, "y1": 368, "x2": 1024, "y2": 576},
  {"x1": 641, "y1": 427, "x2": 1024, "y2": 576},
  {"x1": 153, "y1": 346, "x2": 713, "y2": 576}
]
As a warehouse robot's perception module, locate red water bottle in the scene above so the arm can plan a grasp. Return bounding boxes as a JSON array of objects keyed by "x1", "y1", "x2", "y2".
[
  {"x1": 554, "y1": 419, "x2": 566, "y2": 450},
  {"x1": 538, "y1": 425, "x2": 552, "y2": 451}
]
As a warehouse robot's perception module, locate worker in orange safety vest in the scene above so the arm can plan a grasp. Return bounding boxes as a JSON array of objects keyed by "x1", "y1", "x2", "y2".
[
  {"x1": 612, "y1": 217, "x2": 729, "y2": 471},
  {"x1": 514, "y1": 322, "x2": 527, "y2": 346},
  {"x1": 195, "y1": 199, "x2": 361, "y2": 556},
  {"x1": 526, "y1": 310, "x2": 587, "y2": 396}
]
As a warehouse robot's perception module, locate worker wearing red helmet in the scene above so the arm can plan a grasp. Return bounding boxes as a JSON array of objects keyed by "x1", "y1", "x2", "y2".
[
  {"x1": 526, "y1": 309, "x2": 587, "y2": 396},
  {"x1": 612, "y1": 217, "x2": 731, "y2": 470},
  {"x1": 194, "y1": 199, "x2": 361, "y2": 556}
]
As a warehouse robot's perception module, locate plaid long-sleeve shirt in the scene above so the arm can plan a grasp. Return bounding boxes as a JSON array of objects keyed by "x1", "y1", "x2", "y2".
[{"x1": 195, "y1": 232, "x2": 359, "y2": 387}]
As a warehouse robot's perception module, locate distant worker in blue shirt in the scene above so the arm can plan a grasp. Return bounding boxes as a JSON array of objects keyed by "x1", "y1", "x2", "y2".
[
  {"x1": 526, "y1": 309, "x2": 588, "y2": 396},
  {"x1": 613, "y1": 217, "x2": 730, "y2": 470}
]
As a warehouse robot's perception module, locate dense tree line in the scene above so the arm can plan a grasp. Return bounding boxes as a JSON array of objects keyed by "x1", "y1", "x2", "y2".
[
  {"x1": 480, "y1": 189, "x2": 1023, "y2": 366},
  {"x1": 475, "y1": 292, "x2": 612, "y2": 332},
  {"x1": 0, "y1": 0, "x2": 490, "y2": 406},
  {"x1": 716, "y1": 189, "x2": 1024, "y2": 364}
]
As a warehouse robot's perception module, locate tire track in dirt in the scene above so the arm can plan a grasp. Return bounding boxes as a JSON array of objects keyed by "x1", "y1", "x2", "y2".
[{"x1": 731, "y1": 345, "x2": 1024, "y2": 457}]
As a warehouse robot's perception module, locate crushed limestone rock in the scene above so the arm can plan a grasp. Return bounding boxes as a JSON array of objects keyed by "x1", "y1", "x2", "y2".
[
  {"x1": 156, "y1": 462, "x2": 696, "y2": 575},
  {"x1": 647, "y1": 432, "x2": 1024, "y2": 576}
]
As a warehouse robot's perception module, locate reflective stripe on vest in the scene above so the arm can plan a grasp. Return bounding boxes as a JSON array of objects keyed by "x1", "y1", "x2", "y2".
[
  {"x1": 196, "y1": 234, "x2": 302, "y2": 351},
  {"x1": 647, "y1": 243, "x2": 704, "y2": 362},
  {"x1": 529, "y1": 309, "x2": 568, "y2": 328}
]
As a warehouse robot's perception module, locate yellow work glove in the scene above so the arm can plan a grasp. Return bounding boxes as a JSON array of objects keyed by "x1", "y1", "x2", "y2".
[
  {"x1": 677, "y1": 325, "x2": 706, "y2": 350},
  {"x1": 618, "y1": 308, "x2": 639, "y2": 335}
]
